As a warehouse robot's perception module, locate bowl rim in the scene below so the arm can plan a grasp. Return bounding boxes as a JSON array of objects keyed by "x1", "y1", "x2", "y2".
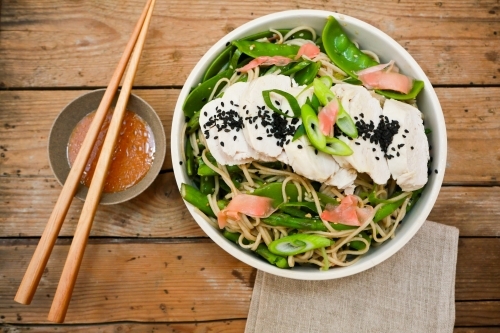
[
  {"x1": 48, "y1": 88, "x2": 166, "y2": 205},
  {"x1": 171, "y1": 9, "x2": 447, "y2": 280}
]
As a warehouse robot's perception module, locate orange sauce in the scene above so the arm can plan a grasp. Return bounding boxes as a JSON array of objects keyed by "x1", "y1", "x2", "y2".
[{"x1": 67, "y1": 108, "x2": 155, "y2": 193}]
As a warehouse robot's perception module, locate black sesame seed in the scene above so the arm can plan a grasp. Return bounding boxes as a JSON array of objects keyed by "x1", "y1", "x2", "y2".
[
  {"x1": 275, "y1": 100, "x2": 280, "y2": 106},
  {"x1": 221, "y1": 142, "x2": 224, "y2": 147},
  {"x1": 298, "y1": 145, "x2": 303, "y2": 149},
  {"x1": 429, "y1": 145, "x2": 433, "y2": 150},
  {"x1": 411, "y1": 146, "x2": 414, "y2": 150},
  {"x1": 392, "y1": 147, "x2": 396, "y2": 151},
  {"x1": 214, "y1": 136, "x2": 218, "y2": 139},
  {"x1": 230, "y1": 100, "x2": 234, "y2": 105},
  {"x1": 221, "y1": 102, "x2": 225, "y2": 107},
  {"x1": 243, "y1": 105, "x2": 247, "y2": 110},
  {"x1": 257, "y1": 137, "x2": 263, "y2": 140},
  {"x1": 202, "y1": 97, "x2": 207, "y2": 102},
  {"x1": 375, "y1": 156, "x2": 380, "y2": 160},
  {"x1": 360, "y1": 113, "x2": 364, "y2": 118},
  {"x1": 435, "y1": 169, "x2": 438, "y2": 174},
  {"x1": 255, "y1": 124, "x2": 258, "y2": 129},
  {"x1": 233, "y1": 136, "x2": 237, "y2": 141},
  {"x1": 314, "y1": 149, "x2": 318, "y2": 155},
  {"x1": 226, "y1": 41, "x2": 230, "y2": 46},
  {"x1": 179, "y1": 161, "x2": 183, "y2": 165},
  {"x1": 355, "y1": 142, "x2": 360, "y2": 146},
  {"x1": 404, "y1": 129, "x2": 409, "y2": 133},
  {"x1": 311, "y1": 123, "x2": 315, "y2": 130},
  {"x1": 402, "y1": 135, "x2": 406, "y2": 138},
  {"x1": 397, "y1": 152, "x2": 400, "y2": 157},
  {"x1": 354, "y1": 116, "x2": 359, "y2": 120},
  {"x1": 372, "y1": 148, "x2": 376, "y2": 152}
]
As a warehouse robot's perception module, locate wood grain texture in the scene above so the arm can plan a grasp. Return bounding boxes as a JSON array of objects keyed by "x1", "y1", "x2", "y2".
[
  {"x1": 1, "y1": 238, "x2": 499, "y2": 324},
  {"x1": 0, "y1": 88, "x2": 499, "y2": 184},
  {"x1": 0, "y1": 0, "x2": 499, "y2": 88},
  {"x1": 1, "y1": 174, "x2": 499, "y2": 238}
]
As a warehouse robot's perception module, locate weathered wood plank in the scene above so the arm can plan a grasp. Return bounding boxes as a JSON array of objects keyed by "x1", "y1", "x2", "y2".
[
  {"x1": 0, "y1": 321, "x2": 247, "y2": 332},
  {"x1": 0, "y1": 88, "x2": 499, "y2": 184},
  {"x1": 454, "y1": 328, "x2": 500, "y2": 333},
  {"x1": 456, "y1": 301, "x2": 500, "y2": 326},
  {"x1": 0, "y1": 0, "x2": 498, "y2": 88},
  {"x1": 0, "y1": 238, "x2": 499, "y2": 324},
  {"x1": 1, "y1": 171, "x2": 499, "y2": 237}
]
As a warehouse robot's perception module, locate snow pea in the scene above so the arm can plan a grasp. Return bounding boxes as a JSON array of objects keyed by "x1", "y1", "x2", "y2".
[
  {"x1": 376, "y1": 80, "x2": 425, "y2": 101},
  {"x1": 281, "y1": 60, "x2": 311, "y2": 76},
  {"x1": 293, "y1": 61, "x2": 321, "y2": 85},
  {"x1": 368, "y1": 189, "x2": 403, "y2": 205},
  {"x1": 349, "y1": 231, "x2": 371, "y2": 250},
  {"x1": 180, "y1": 183, "x2": 215, "y2": 218},
  {"x1": 252, "y1": 182, "x2": 299, "y2": 207},
  {"x1": 406, "y1": 187, "x2": 424, "y2": 212},
  {"x1": 183, "y1": 69, "x2": 233, "y2": 117},
  {"x1": 322, "y1": 16, "x2": 378, "y2": 78},
  {"x1": 197, "y1": 151, "x2": 241, "y2": 176},
  {"x1": 373, "y1": 197, "x2": 406, "y2": 222},
  {"x1": 233, "y1": 40, "x2": 299, "y2": 58},
  {"x1": 185, "y1": 139, "x2": 195, "y2": 177},
  {"x1": 262, "y1": 213, "x2": 355, "y2": 232},
  {"x1": 186, "y1": 110, "x2": 201, "y2": 134},
  {"x1": 268, "y1": 234, "x2": 334, "y2": 256},
  {"x1": 203, "y1": 29, "x2": 291, "y2": 82},
  {"x1": 301, "y1": 104, "x2": 326, "y2": 149},
  {"x1": 200, "y1": 176, "x2": 215, "y2": 195},
  {"x1": 277, "y1": 201, "x2": 318, "y2": 218}
]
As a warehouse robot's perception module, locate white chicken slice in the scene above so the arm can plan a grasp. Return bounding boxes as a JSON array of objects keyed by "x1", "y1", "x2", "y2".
[
  {"x1": 284, "y1": 136, "x2": 340, "y2": 183},
  {"x1": 331, "y1": 83, "x2": 391, "y2": 185},
  {"x1": 382, "y1": 99, "x2": 429, "y2": 191},
  {"x1": 325, "y1": 167, "x2": 357, "y2": 190},
  {"x1": 239, "y1": 74, "x2": 301, "y2": 159}
]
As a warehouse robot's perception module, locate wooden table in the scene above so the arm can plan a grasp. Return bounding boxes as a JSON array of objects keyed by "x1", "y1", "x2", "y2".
[{"x1": 0, "y1": 1, "x2": 499, "y2": 331}]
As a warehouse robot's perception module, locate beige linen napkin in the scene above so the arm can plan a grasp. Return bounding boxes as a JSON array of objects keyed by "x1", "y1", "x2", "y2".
[{"x1": 246, "y1": 221, "x2": 459, "y2": 333}]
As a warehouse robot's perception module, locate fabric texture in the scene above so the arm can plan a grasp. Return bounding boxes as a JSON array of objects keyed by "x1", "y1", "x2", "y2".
[{"x1": 245, "y1": 221, "x2": 459, "y2": 333}]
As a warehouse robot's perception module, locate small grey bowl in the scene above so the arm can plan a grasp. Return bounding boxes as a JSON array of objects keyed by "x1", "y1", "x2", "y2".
[{"x1": 48, "y1": 89, "x2": 166, "y2": 205}]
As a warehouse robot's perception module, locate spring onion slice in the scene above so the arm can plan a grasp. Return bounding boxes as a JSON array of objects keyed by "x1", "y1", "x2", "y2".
[
  {"x1": 268, "y1": 234, "x2": 334, "y2": 256},
  {"x1": 292, "y1": 124, "x2": 306, "y2": 141},
  {"x1": 317, "y1": 136, "x2": 353, "y2": 156},
  {"x1": 301, "y1": 104, "x2": 326, "y2": 149},
  {"x1": 262, "y1": 89, "x2": 301, "y2": 118}
]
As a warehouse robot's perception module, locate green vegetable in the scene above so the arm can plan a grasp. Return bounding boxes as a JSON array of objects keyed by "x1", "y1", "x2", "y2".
[
  {"x1": 262, "y1": 89, "x2": 301, "y2": 118},
  {"x1": 262, "y1": 213, "x2": 356, "y2": 232},
  {"x1": 301, "y1": 104, "x2": 326, "y2": 149},
  {"x1": 197, "y1": 151, "x2": 240, "y2": 176},
  {"x1": 229, "y1": 48, "x2": 243, "y2": 71},
  {"x1": 313, "y1": 78, "x2": 358, "y2": 139},
  {"x1": 186, "y1": 110, "x2": 201, "y2": 134},
  {"x1": 200, "y1": 176, "x2": 215, "y2": 195},
  {"x1": 349, "y1": 231, "x2": 371, "y2": 250},
  {"x1": 318, "y1": 75, "x2": 333, "y2": 88},
  {"x1": 281, "y1": 60, "x2": 311, "y2": 75},
  {"x1": 316, "y1": 136, "x2": 353, "y2": 156},
  {"x1": 203, "y1": 29, "x2": 291, "y2": 82},
  {"x1": 180, "y1": 183, "x2": 215, "y2": 218},
  {"x1": 268, "y1": 234, "x2": 334, "y2": 256},
  {"x1": 322, "y1": 16, "x2": 378, "y2": 78},
  {"x1": 373, "y1": 197, "x2": 406, "y2": 222},
  {"x1": 406, "y1": 188, "x2": 424, "y2": 212},
  {"x1": 183, "y1": 69, "x2": 233, "y2": 117},
  {"x1": 223, "y1": 230, "x2": 290, "y2": 268},
  {"x1": 252, "y1": 182, "x2": 299, "y2": 207},
  {"x1": 376, "y1": 80, "x2": 425, "y2": 101},
  {"x1": 233, "y1": 40, "x2": 299, "y2": 58},
  {"x1": 256, "y1": 244, "x2": 290, "y2": 268},
  {"x1": 293, "y1": 61, "x2": 321, "y2": 85},
  {"x1": 277, "y1": 201, "x2": 318, "y2": 218},
  {"x1": 185, "y1": 139, "x2": 195, "y2": 177},
  {"x1": 292, "y1": 124, "x2": 306, "y2": 141},
  {"x1": 368, "y1": 190, "x2": 403, "y2": 205}
]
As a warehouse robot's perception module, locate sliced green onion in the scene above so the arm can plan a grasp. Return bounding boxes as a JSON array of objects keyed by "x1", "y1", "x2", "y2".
[
  {"x1": 262, "y1": 89, "x2": 301, "y2": 118},
  {"x1": 301, "y1": 104, "x2": 326, "y2": 149},
  {"x1": 268, "y1": 234, "x2": 334, "y2": 256},
  {"x1": 292, "y1": 124, "x2": 306, "y2": 141},
  {"x1": 318, "y1": 75, "x2": 333, "y2": 88},
  {"x1": 317, "y1": 136, "x2": 353, "y2": 156}
]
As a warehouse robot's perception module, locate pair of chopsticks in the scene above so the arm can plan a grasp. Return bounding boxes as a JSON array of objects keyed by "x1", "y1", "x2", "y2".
[{"x1": 14, "y1": 0, "x2": 157, "y2": 323}]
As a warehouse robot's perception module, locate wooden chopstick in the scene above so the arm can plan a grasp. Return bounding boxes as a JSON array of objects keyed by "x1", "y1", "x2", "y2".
[
  {"x1": 13, "y1": 0, "x2": 153, "y2": 306},
  {"x1": 46, "y1": 0, "x2": 157, "y2": 323}
]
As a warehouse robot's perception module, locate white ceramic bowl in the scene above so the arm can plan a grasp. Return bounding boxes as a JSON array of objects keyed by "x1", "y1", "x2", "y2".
[{"x1": 172, "y1": 10, "x2": 447, "y2": 280}]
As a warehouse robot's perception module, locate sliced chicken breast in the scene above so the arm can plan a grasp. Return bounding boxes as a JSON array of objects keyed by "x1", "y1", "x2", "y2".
[{"x1": 382, "y1": 99, "x2": 429, "y2": 191}]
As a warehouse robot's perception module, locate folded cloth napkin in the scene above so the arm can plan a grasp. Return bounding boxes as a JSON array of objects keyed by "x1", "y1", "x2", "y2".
[{"x1": 245, "y1": 221, "x2": 459, "y2": 333}]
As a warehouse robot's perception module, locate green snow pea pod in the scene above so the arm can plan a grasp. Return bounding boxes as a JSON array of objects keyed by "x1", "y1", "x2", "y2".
[
  {"x1": 277, "y1": 201, "x2": 318, "y2": 218},
  {"x1": 233, "y1": 40, "x2": 299, "y2": 58},
  {"x1": 349, "y1": 231, "x2": 371, "y2": 250},
  {"x1": 373, "y1": 197, "x2": 406, "y2": 223},
  {"x1": 263, "y1": 213, "x2": 356, "y2": 232},
  {"x1": 322, "y1": 16, "x2": 378, "y2": 78},
  {"x1": 186, "y1": 110, "x2": 201, "y2": 134},
  {"x1": 185, "y1": 138, "x2": 195, "y2": 177},
  {"x1": 293, "y1": 61, "x2": 321, "y2": 85},
  {"x1": 368, "y1": 189, "x2": 403, "y2": 205},
  {"x1": 197, "y1": 151, "x2": 241, "y2": 176},
  {"x1": 183, "y1": 69, "x2": 233, "y2": 117},
  {"x1": 203, "y1": 29, "x2": 291, "y2": 82},
  {"x1": 406, "y1": 187, "x2": 424, "y2": 212},
  {"x1": 268, "y1": 234, "x2": 334, "y2": 256},
  {"x1": 199, "y1": 176, "x2": 215, "y2": 195},
  {"x1": 252, "y1": 182, "x2": 299, "y2": 207},
  {"x1": 376, "y1": 80, "x2": 425, "y2": 101},
  {"x1": 281, "y1": 60, "x2": 311, "y2": 76},
  {"x1": 301, "y1": 104, "x2": 326, "y2": 149},
  {"x1": 313, "y1": 78, "x2": 358, "y2": 139},
  {"x1": 180, "y1": 183, "x2": 215, "y2": 218}
]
